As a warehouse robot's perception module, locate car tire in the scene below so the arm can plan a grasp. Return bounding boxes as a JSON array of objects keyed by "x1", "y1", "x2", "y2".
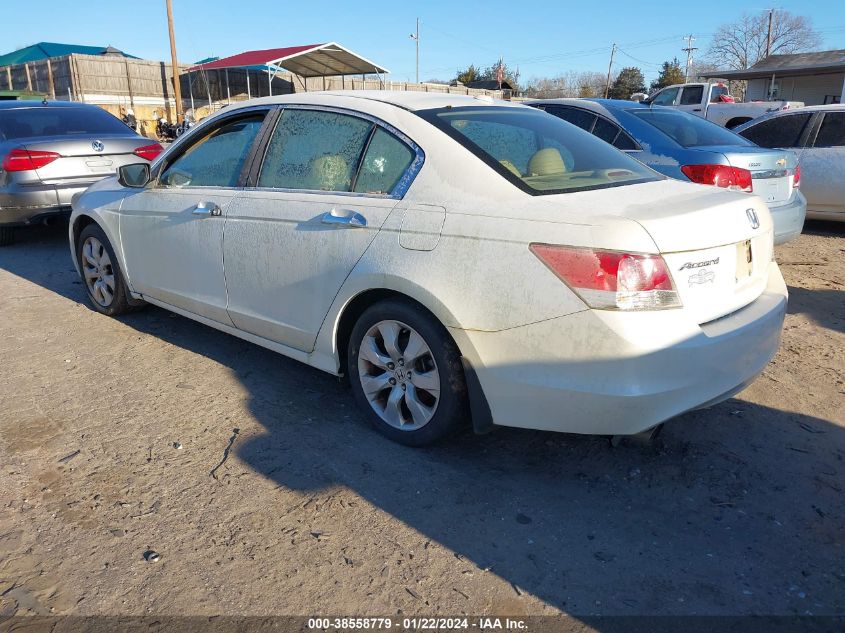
[
  {"x1": 0, "y1": 227, "x2": 15, "y2": 247},
  {"x1": 77, "y1": 223, "x2": 145, "y2": 316},
  {"x1": 348, "y1": 298, "x2": 469, "y2": 446}
]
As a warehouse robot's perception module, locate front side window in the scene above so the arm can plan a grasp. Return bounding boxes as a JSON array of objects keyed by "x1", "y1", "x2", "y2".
[
  {"x1": 679, "y1": 86, "x2": 704, "y2": 105},
  {"x1": 258, "y1": 109, "x2": 373, "y2": 192},
  {"x1": 630, "y1": 108, "x2": 753, "y2": 148},
  {"x1": 651, "y1": 87, "x2": 679, "y2": 106},
  {"x1": 417, "y1": 106, "x2": 658, "y2": 195},
  {"x1": 814, "y1": 112, "x2": 845, "y2": 147},
  {"x1": 738, "y1": 113, "x2": 812, "y2": 148},
  {"x1": 159, "y1": 114, "x2": 265, "y2": 188}
]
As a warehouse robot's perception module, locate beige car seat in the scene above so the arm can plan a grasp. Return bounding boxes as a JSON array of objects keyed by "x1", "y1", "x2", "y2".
[
  {"x1": 310, "y1": 155, "x2": 350, "y2": 191},
  {"x1": 527, "y1": 148, "x2": 567, "y2": 176}
]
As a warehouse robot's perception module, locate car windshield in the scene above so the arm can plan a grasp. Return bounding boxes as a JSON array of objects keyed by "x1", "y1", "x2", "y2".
[
  {"x1": 629, "y1": 108, "x2": 752, "y2": 148},
  {"x1": 0, "y1": 106, "x2": 131, "y2": 140},
  {"x1": 416, "y1": 106, "x2": 659, "y2": 195}
]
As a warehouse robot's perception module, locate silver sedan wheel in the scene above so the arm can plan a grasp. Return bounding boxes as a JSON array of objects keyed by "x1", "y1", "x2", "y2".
[
  {"x1": 357, "y1": 320, "x2": 441, "y2": 431},
  {"x1": 81, "y1": 236, "x2": 116, "y2": 307}
]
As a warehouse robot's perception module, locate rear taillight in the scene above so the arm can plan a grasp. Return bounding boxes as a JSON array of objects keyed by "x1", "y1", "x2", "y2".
[
  {"x1": 133, "y1": 143, "x2": 164, "y2": 161},
  {"x1": 2, "y1": 148, "x2": 61, "y2": 172},
  {"x1": 792, "y1": 165, "x2": 801, "y2": 188},
  {"x1": 681, "y1": 164, "x2": 753, "y2": 193},
  {"x1": 530, "y1": 244, "x2": 682, "y2": 311}
]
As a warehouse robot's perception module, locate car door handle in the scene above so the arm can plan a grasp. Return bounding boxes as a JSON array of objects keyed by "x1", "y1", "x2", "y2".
[
  {"x1": 693, "y1": 108, "x2": 702, "y2": 112},
  {"x1": 321, "y1": 209, "x2": 367, "y2": 228},
  {"x1": 192, "y1": 201, "x2": 222, "y2": 217}
]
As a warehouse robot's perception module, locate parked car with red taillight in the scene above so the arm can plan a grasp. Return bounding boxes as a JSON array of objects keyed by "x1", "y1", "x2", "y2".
[
  {"x1": 0, "y1": 100, "x2": 162, "y2": 245},
  {"x1": 68, "y1": 92, "x2": 787, "y2": 446},
  {"x1": 528, "y1": 99, "x2": 806, "y2": 244}
]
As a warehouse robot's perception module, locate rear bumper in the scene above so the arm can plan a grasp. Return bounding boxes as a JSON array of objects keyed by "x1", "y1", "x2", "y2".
[
  {"x1": 0, "y1": 182, "x2": 93, "y2": 226},
  {"x1": 451, "y1": 262, "x2": 787, "y2": 436},
  {"x1": 769, "y1": 190, "x2": 806, "y2": 245}
]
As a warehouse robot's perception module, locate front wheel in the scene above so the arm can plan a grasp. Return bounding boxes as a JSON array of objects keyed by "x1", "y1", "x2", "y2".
[
  {"x1": 347, "y1": 299, "x2": 469, "y2": 446},
  {"x1": 77, "y1": 223, "x2": 145, "y2": 316}
]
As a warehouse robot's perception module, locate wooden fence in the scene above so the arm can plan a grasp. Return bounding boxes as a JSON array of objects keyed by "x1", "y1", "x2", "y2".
[{"x1": 1, "y1": 53, "x2": 504, "y2": 138}]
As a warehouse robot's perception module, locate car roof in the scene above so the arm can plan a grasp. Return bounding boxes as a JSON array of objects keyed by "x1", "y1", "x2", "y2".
[
  {"x1": 0, "y1": 99, "x2": 99, "y2": 110},
  {"x1": 734, "y1": 103, "x2": 845, "y2": 131},
  {"x1": 526, "y1": 97, "x2": 651, "y2": 114},
  {"x1": 224, "y1": 90, "x2": 527, "y2": 113}
]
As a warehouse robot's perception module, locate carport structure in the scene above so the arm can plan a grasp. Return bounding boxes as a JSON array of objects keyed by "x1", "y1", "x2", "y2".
[{"x1": 187, "y1": 42, "x2": 390, "y2": 101}]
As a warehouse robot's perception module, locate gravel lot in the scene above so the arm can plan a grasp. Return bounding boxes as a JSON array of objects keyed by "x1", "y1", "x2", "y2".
[{"x1": 0, "y1": 221, "x2": 842, "y2": 619}]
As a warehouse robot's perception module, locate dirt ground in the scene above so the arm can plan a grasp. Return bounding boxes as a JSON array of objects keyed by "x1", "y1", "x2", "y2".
[{"x1": 0, "y1": 221, "x2": 842, "y2": 620}]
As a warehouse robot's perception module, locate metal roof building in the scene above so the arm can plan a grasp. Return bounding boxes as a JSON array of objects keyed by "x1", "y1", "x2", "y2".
[
  {"x1": 0, "y1": 42, "x2": 136, "y2": 67},
  {"x1": 701, "y1": 49, "x2": 845, "y2": 105}
]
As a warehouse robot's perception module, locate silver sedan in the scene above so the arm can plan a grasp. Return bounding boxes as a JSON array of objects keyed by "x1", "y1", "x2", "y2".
[
  {"x1": 0, "y1": 100, "x2": 163, "y2": 245},
  {"x1": 736, "y1": 105, "x2": 845, "y2": 221}
]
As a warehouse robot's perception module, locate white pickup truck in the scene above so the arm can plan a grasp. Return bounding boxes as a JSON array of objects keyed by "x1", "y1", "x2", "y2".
[{"x1": 643, "y1": 82, "x2": 803, "y2": 129}]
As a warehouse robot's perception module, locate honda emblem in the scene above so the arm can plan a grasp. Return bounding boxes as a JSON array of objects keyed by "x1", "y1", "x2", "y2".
[{"x1": 746, "y1": 208, "x2": 760, "y2": 229}]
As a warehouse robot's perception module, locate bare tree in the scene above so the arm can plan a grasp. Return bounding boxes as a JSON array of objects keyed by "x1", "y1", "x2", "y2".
[
  {"x1": 708, "y1": 10, "x2": 821, "y2": 71},
  {"x1": 524, "y1": 71, "x2": 606, "y2": 98}
]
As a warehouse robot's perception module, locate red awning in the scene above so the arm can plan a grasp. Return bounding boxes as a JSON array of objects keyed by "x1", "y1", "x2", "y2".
[{"x1": 188, "y1": 42, "x2": 389, "y2": 77}]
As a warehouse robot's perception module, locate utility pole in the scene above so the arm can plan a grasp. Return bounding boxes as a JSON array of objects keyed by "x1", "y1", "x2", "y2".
[
  {"x1": 765, "y1": 9, "x2": 774, "y2": 58},
  {"x1": 409, "y1": 18, "x2": 420, "y2": 84},
  {"x1": 682, "y1": 35, "x2": 698, "y2": 82},
  {"x1": 166, "y1": 0, "x2": 183, "y2": 123},
  {"x1": 604, "y1": 43, "x2": 616, "y2": 98}
]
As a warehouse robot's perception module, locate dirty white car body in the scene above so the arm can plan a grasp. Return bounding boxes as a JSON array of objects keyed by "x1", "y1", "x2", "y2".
[{"x1": 69, "y1": 91, "x2": 788, "y2": 444}]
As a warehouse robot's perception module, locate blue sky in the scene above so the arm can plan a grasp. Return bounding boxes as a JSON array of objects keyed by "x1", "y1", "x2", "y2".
[{"x1": 5, "y1": 0, "x2": 845, "y2": 84}]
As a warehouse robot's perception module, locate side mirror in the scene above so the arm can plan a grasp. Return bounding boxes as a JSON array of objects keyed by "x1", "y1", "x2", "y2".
[{"x1": 118, "y1": 163, "x2": 151, "y2": 188}]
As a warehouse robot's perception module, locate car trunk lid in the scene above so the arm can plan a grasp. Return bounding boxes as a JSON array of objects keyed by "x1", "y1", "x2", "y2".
[
  {"x1": 20, "y1": 135, "x2": 149, "y2": 184},
  {"x1": 691, "y1": 145, "x2": 797, "y2": 207},
  {"x1": 545, "y1": 180, "x2": 775, "y2": 323}
]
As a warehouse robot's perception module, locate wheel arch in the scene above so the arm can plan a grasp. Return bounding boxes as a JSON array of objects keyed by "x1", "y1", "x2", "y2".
[{"x1": 333, "y1": 284, "x2": 463, "y2": 374}]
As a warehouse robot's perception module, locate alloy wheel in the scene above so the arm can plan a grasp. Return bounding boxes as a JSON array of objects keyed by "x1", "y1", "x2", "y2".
[
  {"x1": 81, "y1": 236, "x2": 116, "y2": 307},
  {"x1": 357, "y1": 319, "x2": 441, "y2": 431}
]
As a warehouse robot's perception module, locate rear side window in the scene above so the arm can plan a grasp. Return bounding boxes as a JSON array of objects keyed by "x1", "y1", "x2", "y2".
[
  {"x1": 353, "y1": 128, "x2": 415, "y2": 195},
  {"x1": 592, "y1": 117, "x2": 620, "y2": 144},
  {"x1": 738, "y1": 113, "x2": 812, "y2": 148},
  {"x1": 710, "y1": 85, "x2": 729, "y2": 103},
  {"x1": 159, "y1": 114, "x2": 265, "y2": 188},
  {"x1": 544, "y1": 105, "x2": 596, "y2": 132},
  {"x1": 679, "y1": 86, "x2": 703, "y2": 105},
  {"x1": 813, "y1": 112, "x2": 845, "y2": 147},
  {"x1": 0, "y1": 106, "x2": 131, "y2": 140},
  {"x1": 259, "y1": 109, "x2": 373, "y2": 192}
]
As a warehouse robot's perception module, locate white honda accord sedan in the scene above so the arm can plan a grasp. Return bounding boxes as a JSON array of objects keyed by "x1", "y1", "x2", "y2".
[{"x1": 69, "y1": 91, "x2": 787, "y2": 445}]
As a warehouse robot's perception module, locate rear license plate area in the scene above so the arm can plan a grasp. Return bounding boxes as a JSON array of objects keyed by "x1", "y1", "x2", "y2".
[{"x1": 735, "y1": 239, "x2": 753, "y2": 281}]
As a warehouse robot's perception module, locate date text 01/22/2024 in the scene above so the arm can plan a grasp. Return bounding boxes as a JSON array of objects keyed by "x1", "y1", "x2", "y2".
[{"x1": 306, "y1": 618, "x2": 528, "y2": 630}]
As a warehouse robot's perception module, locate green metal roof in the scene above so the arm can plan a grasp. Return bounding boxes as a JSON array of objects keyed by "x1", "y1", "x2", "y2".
[{"x1": 0, "y1": 42, "x2": 138, "y2": 67}]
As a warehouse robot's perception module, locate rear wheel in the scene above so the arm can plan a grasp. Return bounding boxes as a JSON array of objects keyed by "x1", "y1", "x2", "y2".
[
  {"x1": 0, "y1": 227, "x2": 15, "y2": 247},
  {"x1": 77, "y1": 223, "x2": 144, "y2": 316},
  {"x1": 348, "y1": 299, "x2": 469, "y2": 446}
]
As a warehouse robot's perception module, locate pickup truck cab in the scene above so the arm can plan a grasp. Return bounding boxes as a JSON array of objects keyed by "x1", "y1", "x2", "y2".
[{"x1": 645, "y1": 82, "x2": 803, "y2": 129}]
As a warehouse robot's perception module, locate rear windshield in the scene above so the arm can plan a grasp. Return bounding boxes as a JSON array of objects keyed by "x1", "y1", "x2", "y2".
[
  {"x1": 629, "y1": 108, "x2": 752, "y2": 148},
  {"x1": 0, "y1": 106, "x2": 131, "y2": 140},
  {"x1": 416, "y1": 106, "x2": 659, "y2": 195}
]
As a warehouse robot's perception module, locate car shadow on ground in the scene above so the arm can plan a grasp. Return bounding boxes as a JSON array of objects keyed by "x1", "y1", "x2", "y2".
[
  {"x1": 1, "y1": 224, "x2": 843, "y2": 619},
  {"x1": 787, "y1": 286, "x2": 845, "y2": 334}
]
